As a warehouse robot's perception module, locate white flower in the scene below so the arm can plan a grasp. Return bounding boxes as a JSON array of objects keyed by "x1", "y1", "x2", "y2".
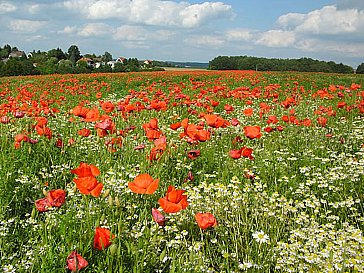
[{"x1": 252, "y1": 230, "x2": 270, "y2": 244}]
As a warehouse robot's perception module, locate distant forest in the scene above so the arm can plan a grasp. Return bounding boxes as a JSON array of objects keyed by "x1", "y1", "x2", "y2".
[{"x1": 209, "y1": 56, "x2": 362, "y2": 74}]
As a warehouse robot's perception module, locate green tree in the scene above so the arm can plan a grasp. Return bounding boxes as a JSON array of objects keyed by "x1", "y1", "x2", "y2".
[
  {"x1": 57, "y1": 59, "x2": 74, "y2": 74},
  {"x1": 101, "y1": 52, "x2": 113, "y2": 63},
  {"x1": 356, "y1": 63, "x2": 364, "y2": 74},
  {"x1": 67, "y1": 45, "x2": 81, "y2": 66},
  {"x1": 48, "y1": 48, "x2": 66, "y2": 61}
]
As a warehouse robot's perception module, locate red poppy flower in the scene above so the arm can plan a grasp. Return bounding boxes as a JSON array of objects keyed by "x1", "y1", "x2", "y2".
[
  {"x1": 204, "y1": 114, "x2": 229, "y2": 128},
  {"x1": 78, "y1": 128, "x2": 91, "y2": 137},
  {"x1": 128, "y1": 174, "x2": 159, "y2": 194},
  {"x1": 35, "y1": 189, "x2": 67, "y2": 212},
  {"x1": 230, "y1": 118, "x2": 240, "y2": 126},
  {"x1": 101, "y1": 101, "x2": 115, "y2": 113},
  {"x1": 93, "y1": 227, "x2": 114, "y2": 250},
  {"x1": 0, "y1": 116, "x2": 10, "y2": 124},
  {"x1": 158, "y1": 186, "x2": 188, "y2": 214},
  {"x1": 187, "y1": 150, "x2": 200, "y2": 160},
  {"x1": 72, "y1": 106, "x2": 89, "y2": 118},
  {"x1": 152, "y1": 208, "x2": 166, "y2": 226},
  {"x1": 243, "y1": 108, "x2": 253, "y2": 116},
  {"x1": 229, "y1": 149, "x2": 241, "y2": 159},
  {"x1": 47, "y1": 189, "x2": 67, "y2": 207},
  {"x1": 317, "y1": 117, "x2": 328, "y2": 127},
  {"x1": 195, "y1": 213, "x2": 217, "y2": 230},
  {"x1": 170, "y1": 122, "x2": 181, "y2": 130},
  {"x1": 244, "y1": 126, "x2": 262, "y2": 139},
  {"x1": 73, "y1": 176, "x2": 103, "y2": 197},
  {"x1": 240, "y1": 146, "x2": 254, "y2": 160},
  {"x1": 71, "y1": 162, "x2": 100, "y2": 178},
  {"x1": 224, "y1": 104, "x2": 234, "y2": 113},
  {"x1": 66, "y1": 251, "x2": 88, "y2": 272},
  {"x1": 83, "y1": 108, "x2": 100, "y2": 122}
]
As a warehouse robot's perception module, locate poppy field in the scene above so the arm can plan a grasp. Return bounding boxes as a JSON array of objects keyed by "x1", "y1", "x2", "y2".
[{"x1": 0, "y1": 70, "x2": 363, "y2": 272}]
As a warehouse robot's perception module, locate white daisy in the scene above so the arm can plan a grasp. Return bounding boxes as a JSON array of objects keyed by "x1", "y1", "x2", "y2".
[{"x1": 252, "y1": 230, "x2": 270, "y2": 243}]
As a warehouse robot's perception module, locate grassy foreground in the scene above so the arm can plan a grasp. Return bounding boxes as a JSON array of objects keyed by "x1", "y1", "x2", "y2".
[{"x1": 0, "y1": 70, "x2": 363, "y2": 272}]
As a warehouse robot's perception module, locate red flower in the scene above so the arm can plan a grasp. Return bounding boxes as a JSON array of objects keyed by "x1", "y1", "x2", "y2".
[
  {"x1": 195, "y1": 213, "x2": 217, "y2": 230},
  {"x1": 229, "y1": 149, "x2": 241, "y2": 159},
  {"x1": 66, "y1": 251, "x2": 88, "y2": 272},
  {"x1": 230, "y1": 118, "x2": 240, "y2": 126},
  {"x1": 244, "y1": 126, "x2": 262, "y2": 139},
  {"x1": 152, "y1": 208, "x2": 166, "y2": 226},
  {"x1": 241, "y1": 146, "x2": 254, "y2": 160},
  {"x1": 93, "y1": 227, "x2": 114, "y2": 250},
  {"x1": 78, "y1": 128, "x2": 91, "y2": 137},
  {"x1": 317, "y1": 117, "x2": 328, "y2": 127},
  {"x1": 128, "y1": 174, "x2": 159, "y2": 194},
  {"x1": 243, "y1": 108, "x2": 253, "y2": 116},
  {"x1": 71, "y1": 162, "x2": 100, "y2": 178},
  {"x1": 73, "y1": 176, "x2": 103, "y2": 197},
  {"x1": 35, "y1": 189, "x2": 66, "y2": 212},
  {"x1": 71, "y1": 163, "x2": 103, "y2": 197},
  {"x1": 187, "y1": 150, "x2": 201, "y2": 160},
  {"x1": 158, "y1": 186, "x2": 188, "y2": 214},
  {"x1": 101, "y1": 101, "x2": 115, "y2": 113},
  {"x1": 170, "y1": 122, "x2": 181, "y2": 130}
]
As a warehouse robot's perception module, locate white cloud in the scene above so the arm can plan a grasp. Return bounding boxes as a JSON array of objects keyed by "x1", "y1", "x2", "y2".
[
  {"x1": 256, "y1": 30, "x2": 296, "y2": 47},
  {"x1": 277, "y1": 13, "x2": 305, "y2": 29},
  {"x1": 113, "y1": 25, "x2": 147, "y2": 41},
  {"x1": 59, "y1": 25, "x2": 78, "y2": 34},
  {"x1": 63, "y1": 0, "x2": 233, "y2": 28},
  {"x1": 179, "y1": 2, "x2": 234, "y2": 28},
  {"x1": 225, "y1": 29, "x2": 253, "y2": 41},
  {"x1": 0, "y1": 1, "x2": 16, "y2": 13},
  {"x1": 78, "y1": 23, "x2": 109, "y2": 37},
  {"x1": 278, "y1": 6, "x2": 364, "y2": 35},
  {"x1": 8, "y1": 19, "x2": 46, "y2": 33},
  {"x1": 295, "y1": 38, "x2": 364, "y2": 56}
]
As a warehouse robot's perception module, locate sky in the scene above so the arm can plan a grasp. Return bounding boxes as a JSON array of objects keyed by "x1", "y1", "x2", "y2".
[{"x1": 0, "y1": 0, "x2": 364, "y2": 67}]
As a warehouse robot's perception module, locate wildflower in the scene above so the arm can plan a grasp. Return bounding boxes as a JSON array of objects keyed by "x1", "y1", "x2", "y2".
[
  {"x1": 66, "y1": 251, "x2": 88, "y2": 272},
  {"x1": 128, "y1": 173, "x2": 159, "y2": 194},
  {"x1": 244, "y1": 126, "x2": 262, "y2": 139},
  {"x1": 71, "y1": 163, "x2": 103, "y2": 197},
  {"x1": 93, "y1": 227, "x2": 115, "y2": 250},
  {"x1": 152, "y1": 208, "x2": 166, "y2": 226},
  {"x1": 158, "y1": 186, "x2": 188, "y2": 214},
  {"x1": 71, "y1": 162, "x2": 100, "y2": 178},
  {"x1": 187, "y1": 149, "x2": 201, "y2": 160},
  {"x1": 252, "y1": 230, "x2": 269, "y2": 243},
  {"x1": 35, "y1": 189, "x2": 66, "y2": 212},
  {"x1": 195, "y1": 213, "x2": 217, "y2": 230},
  {"x1": 73, "y1": 176, "x2": 103, "y2": 197}
]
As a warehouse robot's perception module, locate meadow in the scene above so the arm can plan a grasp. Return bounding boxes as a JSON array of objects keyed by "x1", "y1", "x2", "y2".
[{"x1": 0, "y1": 70, "x2": 363, "y2": 272}]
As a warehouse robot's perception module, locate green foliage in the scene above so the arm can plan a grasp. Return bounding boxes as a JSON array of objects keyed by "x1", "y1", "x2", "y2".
[
  {"x1": 67, "y1": 45, "x2": 81, "y2": 66},
  {"x1": 209, "y1": 55, "x2": 354, "y2": 73},
  {"x1": 356, "y1": 62, "x2": 364, "y2": 74},
  {"x1": 47, "y1": 48, "x2": 66, "y2": 61},
  {"x1": 101, "y1": 52, "x2": 113, "y2": 63}
]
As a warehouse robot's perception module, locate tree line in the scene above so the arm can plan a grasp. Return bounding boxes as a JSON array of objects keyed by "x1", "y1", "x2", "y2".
[
  {"x1": 209, "y1": 56, "x2": 363, "y2": 74},
  {"x1": 0, "y1": 44, "x2": 163, "y2": 77}
]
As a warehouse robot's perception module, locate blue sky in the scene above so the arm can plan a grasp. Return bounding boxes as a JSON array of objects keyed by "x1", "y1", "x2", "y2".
[{"x1": 1, "y1": 0, "x2": 363, "y2": 67}]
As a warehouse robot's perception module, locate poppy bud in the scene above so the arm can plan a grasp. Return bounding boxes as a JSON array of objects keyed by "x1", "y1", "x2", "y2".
[
  {"x1": 109, "y1": 244, "x2": 118, "y2": 256},
  {"x1": 102, "y1": 189, "x2": 110, "y2": 198},
  {"x1": 108, "y1": 195, "x2": 113, "y2": 206},
  {"x1": 114, "y1": 196, "x2": 121, "y2": 207}
]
